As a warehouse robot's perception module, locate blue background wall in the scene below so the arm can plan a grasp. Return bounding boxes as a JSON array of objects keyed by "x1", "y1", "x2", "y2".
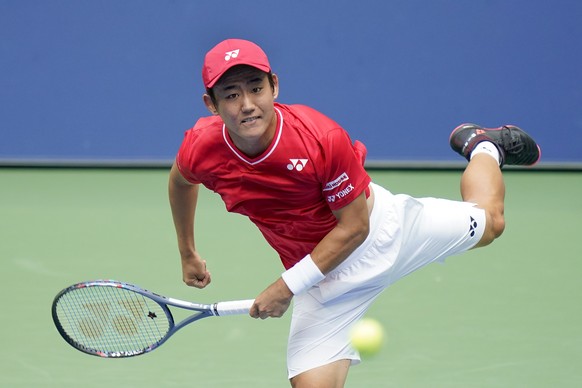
[{"x1": 1, "y1": 0, "x2": 580, "y2": 165}]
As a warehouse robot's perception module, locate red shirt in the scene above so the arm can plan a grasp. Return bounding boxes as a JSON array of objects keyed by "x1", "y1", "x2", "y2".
[{"x1": 176, "y1": 103, "x2": 371, "y2": 269}]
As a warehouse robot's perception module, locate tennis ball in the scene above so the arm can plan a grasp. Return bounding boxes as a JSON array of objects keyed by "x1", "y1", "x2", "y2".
[{"x1": 350, "y1": 318, "x2": 385, "y2": 357}]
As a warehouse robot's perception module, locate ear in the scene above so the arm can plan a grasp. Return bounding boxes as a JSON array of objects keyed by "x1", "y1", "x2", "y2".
[
  {"x1": 271, "y1": 73, "x2": 279, "y2": 99},
  {"x1": 203, "y1": 94, "x2": 218, "y2": 115}
]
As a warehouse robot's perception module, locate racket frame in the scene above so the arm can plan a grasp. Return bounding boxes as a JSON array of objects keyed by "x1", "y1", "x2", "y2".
[{"x1": 51, "y1": 280, "x2": 252, "y2": 358}]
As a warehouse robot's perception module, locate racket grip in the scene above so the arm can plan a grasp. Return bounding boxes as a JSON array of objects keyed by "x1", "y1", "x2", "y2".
[{"x1": 215, "y1": 299, "x2": 255, "y2": 316}]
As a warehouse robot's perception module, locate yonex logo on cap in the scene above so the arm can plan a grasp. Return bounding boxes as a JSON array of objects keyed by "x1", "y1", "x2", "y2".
[
  {"x1": 203, "y1": 39, "x2": 271, "y2": 88},
  {"x1": 224, "y1": 49, "x2": 240, "y2": 61}
]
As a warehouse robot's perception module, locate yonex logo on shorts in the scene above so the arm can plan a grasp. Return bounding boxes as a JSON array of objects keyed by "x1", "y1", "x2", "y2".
[
  {"x1": 469, "y1": 216, "x2": 478, "y2": 237},
  {"x1": 224, "y1": 49, "x2": 240, "y2": 61},
  {"x1": 287, "y1": 159, "x2": 308, "y2": 171}
]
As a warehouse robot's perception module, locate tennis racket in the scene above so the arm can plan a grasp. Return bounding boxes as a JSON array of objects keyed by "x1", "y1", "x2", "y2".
[{"x1": 52, "y1": 280, "x2": 254, "y2": 358}]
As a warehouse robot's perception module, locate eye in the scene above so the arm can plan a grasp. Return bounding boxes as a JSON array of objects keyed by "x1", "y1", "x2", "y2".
[
  {"x1": 225, "y1": 93, "x2": 238, "y2": 100},
  {"x1": 252, "y1": 86, "x2": 263, "y2": 94}
]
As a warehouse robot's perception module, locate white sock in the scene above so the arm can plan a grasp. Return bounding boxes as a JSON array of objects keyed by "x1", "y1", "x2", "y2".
[{"x1": 470, "y1": 141, "x2": 501, "y2": 166}]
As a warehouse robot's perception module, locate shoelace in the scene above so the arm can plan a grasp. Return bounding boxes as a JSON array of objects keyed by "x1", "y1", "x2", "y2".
[{"x1": 500, "y1": 126, "x2": 525, "y2": 154}]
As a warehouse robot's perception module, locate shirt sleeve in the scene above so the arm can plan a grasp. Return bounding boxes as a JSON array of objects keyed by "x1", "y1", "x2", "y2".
[
  {"x1": 175, "y1": 128, "x2": 203, "y2": 184},
  {"x1": 321, "y1": 128, "x2": 371, "y2": 211}
]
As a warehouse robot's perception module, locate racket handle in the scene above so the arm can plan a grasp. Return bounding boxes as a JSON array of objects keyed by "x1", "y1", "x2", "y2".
[{"x1": 215, "y1": 299, "x2": 255, "y2": 316}]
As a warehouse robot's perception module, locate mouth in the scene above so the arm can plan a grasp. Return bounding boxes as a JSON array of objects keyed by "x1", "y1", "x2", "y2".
[{"x1": 241, "y1": 116, "x2": 261, "y2": 125}]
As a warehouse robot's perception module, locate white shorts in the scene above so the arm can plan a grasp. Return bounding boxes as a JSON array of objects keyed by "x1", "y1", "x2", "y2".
[{"x1": 286, "y1": 183, "x2": 486, "y2": 379}]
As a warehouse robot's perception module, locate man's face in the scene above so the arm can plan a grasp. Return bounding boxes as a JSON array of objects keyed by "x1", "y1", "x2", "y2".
[{"x1": 205, "y1": 66, "x2": 279, "y2": 156}]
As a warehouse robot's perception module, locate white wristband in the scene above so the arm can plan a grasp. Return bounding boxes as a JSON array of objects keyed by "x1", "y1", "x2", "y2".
[{"x1": 281, "y1": 254, "x2": 325, "y2": 295}]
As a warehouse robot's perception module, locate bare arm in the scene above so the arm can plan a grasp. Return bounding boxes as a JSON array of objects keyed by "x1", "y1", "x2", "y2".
[
  {"x1": 312, "y1": 190, "x2": 370, "y2": 273},
  {"x1": 168, "y1": 162, "x2": 211, "y2": 288},
  {"x1": 250, "y1": 190, "x2": 370, "y2": 319}
]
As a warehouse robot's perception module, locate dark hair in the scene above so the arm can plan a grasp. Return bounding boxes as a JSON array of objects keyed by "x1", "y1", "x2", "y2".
[{"x1": 206, "y1": 69, "x2": 275, "y2": 107}]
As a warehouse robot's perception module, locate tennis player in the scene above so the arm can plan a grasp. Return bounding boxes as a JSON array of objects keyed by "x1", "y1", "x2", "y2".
[{"x1": 168, "y1": 39, "x2": 540, "y2": 387}]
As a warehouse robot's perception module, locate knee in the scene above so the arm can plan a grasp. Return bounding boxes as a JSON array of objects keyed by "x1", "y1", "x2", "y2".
[
  {"x1": 479, "y1": 209, "x2": 505, "y2": 247},
  {"x1": 491, "y1": 212, "x2": 506, "y2": 239}
]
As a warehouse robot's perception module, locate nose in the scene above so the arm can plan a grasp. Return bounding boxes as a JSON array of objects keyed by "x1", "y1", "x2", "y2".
[{"x1": 240, "y1": 92, "x2": 255, "y2": 113}]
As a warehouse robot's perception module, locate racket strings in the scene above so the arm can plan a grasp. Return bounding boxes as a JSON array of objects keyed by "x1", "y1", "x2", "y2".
[{"x1": 55, "y1": 285, "x2": 170, "y2": 356}]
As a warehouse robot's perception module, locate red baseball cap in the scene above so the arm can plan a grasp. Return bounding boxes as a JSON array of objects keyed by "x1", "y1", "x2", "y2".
[{"x1": 202, "y1": 39, "x2": 271, "y2": 89}]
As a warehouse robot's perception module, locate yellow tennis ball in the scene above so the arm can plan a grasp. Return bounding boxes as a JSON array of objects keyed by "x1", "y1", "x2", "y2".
[{"x1": 350, "y1": 318, "x2": 385, "y2": 357}]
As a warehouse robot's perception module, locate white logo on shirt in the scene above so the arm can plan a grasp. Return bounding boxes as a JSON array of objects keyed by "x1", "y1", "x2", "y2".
[
  {"x1": 287, "y1": 159, "x2": 308, "y2": 171},
  {"x1": 326, "y1": 183, "x2": 355, "y2": 203},
  {"x1": 323, "y1": 172, "x2": 349, "y2": 191},
  {"x1": 224, "y1": 49, "x2": 240, "y2": 61},
  {"x1": 335, "y1": 184, "x2": 354, "y2": 199}
]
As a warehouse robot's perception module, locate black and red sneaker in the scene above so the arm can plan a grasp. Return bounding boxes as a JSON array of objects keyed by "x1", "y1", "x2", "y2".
[{"x1": 449, "y1": 123, "x2": 541, "y2": 167}]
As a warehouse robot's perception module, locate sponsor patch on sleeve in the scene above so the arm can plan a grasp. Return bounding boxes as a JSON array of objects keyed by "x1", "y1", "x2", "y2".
[
  {"x1": 323, "y1": 172, "x2": 349, "y2": 191},
  {"x1": 324, "y1": 172, "x2": 355, "y2": 204}
]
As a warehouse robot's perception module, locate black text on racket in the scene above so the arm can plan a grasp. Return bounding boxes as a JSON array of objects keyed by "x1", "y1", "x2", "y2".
[{"x1": 52, "y1": 280, "x2": 254, "y2": 358}]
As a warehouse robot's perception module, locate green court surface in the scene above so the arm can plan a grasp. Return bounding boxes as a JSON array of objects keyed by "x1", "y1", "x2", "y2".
[{"x1": 1, "y1": 168, "x2": 580, "y2": 387}]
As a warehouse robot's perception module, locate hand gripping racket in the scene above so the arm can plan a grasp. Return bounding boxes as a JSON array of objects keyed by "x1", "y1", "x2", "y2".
[{"x1": 51, "y1": 280, "x2": 254, "y2": 358}]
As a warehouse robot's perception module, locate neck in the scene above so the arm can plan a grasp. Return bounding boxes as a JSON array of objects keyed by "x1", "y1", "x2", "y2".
[{"x1": 229, "y1": 109, "x2": 278, "y2": 157}]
